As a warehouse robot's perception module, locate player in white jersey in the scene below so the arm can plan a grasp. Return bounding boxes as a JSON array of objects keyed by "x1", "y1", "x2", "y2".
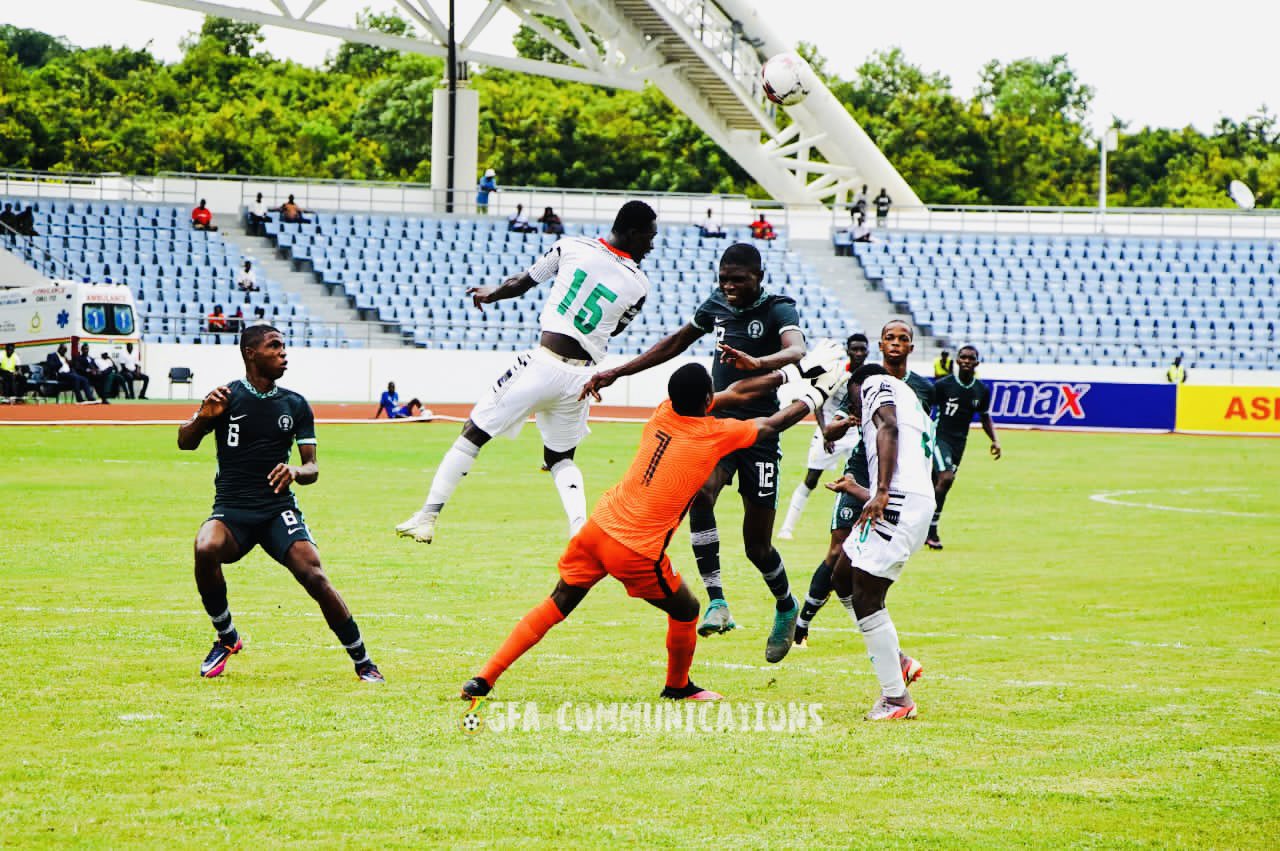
[
  {"x1": 825, "y1": 359, "x2": 936, "y2": 721},
  {"x1": 396, "y1": 201, "x2": 658, "y2": 544},
  {"x1": 777, "y1": 333, "x2": 868, "y2": 540}
]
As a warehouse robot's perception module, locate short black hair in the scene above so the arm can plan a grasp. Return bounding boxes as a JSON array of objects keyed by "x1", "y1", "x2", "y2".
[
  {"x1": 881, "y1": 319, "x2": 913, "y2": 339},
  {"x1": 849, "y1": 363, "x2": 889, "y2": 387},
  {"x1": 668, "y1": 362, "x2": 713, "y2": 416},
  {"x1": 240, "y1": 324, "x2": 280, "y2": 354},
  {"x1": 848, "y1": 333, "x2": 868, "y2": 345},
  {"x1": 613, "y1": 200, "x2": 656, "y2": 234},
  {"x1": 720, "y1": 242, "x2": 762, "y2": 271},
  {"x1": 958, "y1": 344, "x2": 980, "y2": 359}
]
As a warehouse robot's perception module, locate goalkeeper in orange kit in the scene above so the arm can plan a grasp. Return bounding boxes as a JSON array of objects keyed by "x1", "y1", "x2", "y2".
[{"x1": 461, "y1": 347, "x2": 844, "y2": 701}]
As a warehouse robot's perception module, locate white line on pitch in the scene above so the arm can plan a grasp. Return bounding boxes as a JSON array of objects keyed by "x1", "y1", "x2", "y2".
[{"x1": 1088, "y1": 487, "x2": 1268, "y2": 518}]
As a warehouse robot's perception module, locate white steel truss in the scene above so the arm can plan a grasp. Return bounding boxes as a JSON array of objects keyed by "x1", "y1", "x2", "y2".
[{"x1": 140, "y1": 0, "x2": 921, "y2": 206}]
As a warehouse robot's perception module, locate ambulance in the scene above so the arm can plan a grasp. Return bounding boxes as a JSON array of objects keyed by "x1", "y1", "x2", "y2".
[{"x1": 0, "y1": 281, "x2": 141, "y2": 363}]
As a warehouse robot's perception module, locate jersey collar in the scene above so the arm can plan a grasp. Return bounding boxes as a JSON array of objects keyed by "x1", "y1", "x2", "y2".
[
  {"x1": 955, "y1": 373, "x2": 977, "y2": 389},
  {"x1": 598, "y1": 238, "x2": 632, "y2": 260},
  {"x1": 239, "y1": 378, "x2": 280, "y2": 399}
]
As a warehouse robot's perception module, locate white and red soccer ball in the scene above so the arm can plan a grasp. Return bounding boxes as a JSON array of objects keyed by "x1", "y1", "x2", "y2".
[{"x1": 761, "y1": 53, "x2": 811, "y2": 106}]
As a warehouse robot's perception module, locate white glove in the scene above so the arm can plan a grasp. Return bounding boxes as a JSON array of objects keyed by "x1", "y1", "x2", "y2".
[
  {"x1": 777, "y1": 378, "x2": 827, "y2": 414},
  {"x1": 780, "y1": 338, "x2": 845, "y2": 384},
  {"x1": 811, "y1": 362, "x2": 849, "y2": 398}
]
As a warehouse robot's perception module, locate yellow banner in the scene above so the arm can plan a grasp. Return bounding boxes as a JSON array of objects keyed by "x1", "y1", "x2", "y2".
[{"x1": 1176, "y1": 386, "x2": 1280, "y2": 434}]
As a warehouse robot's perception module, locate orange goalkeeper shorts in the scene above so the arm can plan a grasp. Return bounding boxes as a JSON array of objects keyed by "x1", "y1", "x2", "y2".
[{"x1": 557, "y1": 519, "x2": 682, "y2": 600}]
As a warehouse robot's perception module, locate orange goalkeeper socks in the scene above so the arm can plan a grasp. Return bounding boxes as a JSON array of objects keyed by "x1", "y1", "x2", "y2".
[
  {"x1": 665, "y1": 616, "x2": 698, "y2": 689},
  {"x1": 479, "y1": 597, "x2": 566, "y2": 685}
]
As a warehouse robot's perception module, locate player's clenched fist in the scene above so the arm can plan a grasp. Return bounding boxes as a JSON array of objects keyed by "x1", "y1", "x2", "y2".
[{"x1": 198, "y1": 385, "x2": 231, "y2": 420}]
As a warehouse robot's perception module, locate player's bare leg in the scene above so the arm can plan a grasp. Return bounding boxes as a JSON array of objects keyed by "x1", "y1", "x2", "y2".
[
  {"x1": 281, "y1": 541, "x2": 383, "y2": 682},
  {"x1": 743, "y1": 501, "x2": 799, "y2": 663},
  {"x1": 544, "y1": 445, "x2": 587, "y2": 537},
  {"x1": 398, "y1": 420, "x2": 491, "y2": 543},
  {"x1": 691, "y1": 468, "x2": 734, "y2": 636},
  {"x1": 927, "y1": 469, "x2": 956, "y2": 550},
  {"x1": 194, "y1": 520, "x2": 244, "y2": 678},
  {"x1": 831, "y1": 551, "x2": 918, "y2": 719},
  {"x1": 647, "y1": 583, "x2": 722, "y2": 701},
  {"x1": 462, "y1": 580, "x2": 589, "y2": 697},
  {"x1": 779, "y1": 466, "x2": 824, "y2": 540},
  {"x1": 794, "y1": 526, "x2": 852, "y2": 647}
]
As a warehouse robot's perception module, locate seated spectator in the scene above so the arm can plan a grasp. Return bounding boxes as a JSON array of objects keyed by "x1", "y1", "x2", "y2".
[
  {"x1": 507, "y1": 204, "x2": 537, "y2": 234},
  {"x1": 6, "y1": 204, "x2": 38, "y2": 237},
  {"x1": 1, "y1": 343, "x2": 25, "y2": 398},
  {"x1": 850, "y1": 184, "x2": 869, "y2": 217},
  {"x1": 750, "y1": 213, "x2": 776, "y2": 240},
  {"x1": 73, "y1": 343, "x2": 115, "y2": 403},
  {"x1": 275, "y1": 194, "x2": 312, "y2": 225},
  {"x1": 251, "y1": 306, "x2": 270, "y2": 327},
  {"x1": 207, "y1": 305, "x2": 228, "y2": 334},
  {"x1": 229, "y1": 306, "x2": 245, "y2": 334},
  {"x1": 0, "y1": 203, "x2": 16, "y2": 239},
  {"x1": 97, "y1": 351, "x2": 130, "y2": 399},
  {"x1": 116, "y1": 342, "x2": 149, "y2": 399},
  {"x1": 45, "y1": 344, "x2": 96, "y2": 402},
  {"x1": 374, "y1": 381, "x2": 426, "y2": 419},
  {"x1": 538, "y1": 207, "x2": 565, "y2": 235},
  {"x1": 191, "y1": 199, "x2": 218, "y2": 232},
  {"x1": 236, "y1": 260, "x2": 259, "y2": 292},
  {"x1": 699, "y1": 208, "x2": 726, "y2": 239},
  {"x1": 852, "y1": 212, "x2": 873, "y2": 242},
  {"x1": 246, "y1": 192, "x2": 271, "y2": 236}
]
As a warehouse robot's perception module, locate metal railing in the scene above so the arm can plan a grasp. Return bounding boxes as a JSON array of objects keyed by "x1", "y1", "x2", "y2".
[{"x1": 1, "y1": 224, "x2": 75, "y2": 280}]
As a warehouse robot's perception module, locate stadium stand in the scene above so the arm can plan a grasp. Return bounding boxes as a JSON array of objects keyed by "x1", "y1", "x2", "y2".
[
  {"x1": 1, "y1": 198, "x2": 349, "y2": 347},
  {"x1": 265, "y1": 213, "x2": 860, "y2": 354},
  {"x1": 849, "y1": 231, "x2": 1279, "y2": 370}
]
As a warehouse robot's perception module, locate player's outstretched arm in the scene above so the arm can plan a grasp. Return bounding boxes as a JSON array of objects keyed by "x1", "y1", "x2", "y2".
[
  {"x1": 178, "y1": 385, "x2": 229, "y2": 450},
  {"x1": 580, "y1": 323, "x2": 704, "y2": 401},
  {"x1": 718, "y1": 328, "x2": 806, "y2": 372},
  {"x1": 823, "y1": 413, "x2": 855, "y2": 443},
  {"x1": 268, "y1": 443, "x2": 318, "y2": 493},
  {"x1": 981, "y1": 413, "x2": 1002, "y2": 459},
  {"x1": 468, "y1": 273, "x2": 539, "y2": 310}
]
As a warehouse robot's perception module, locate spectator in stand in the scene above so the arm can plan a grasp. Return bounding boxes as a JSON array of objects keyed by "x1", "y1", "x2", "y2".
[
  {"x1": 538, "y1": 207, "x2": 565, "y2": 235},
  {"x1": 874, "y1": 188, "x2": 893, "y2": 227},
  {"x1": 207, "y1": 305, "x2": 228, "y2": 334},
  {"x1": 9, "y1": 204, "x2": 38, "y2": 237},
  {"x1": 236, "y1": 260, "x2": 259, "y2": 292},
  {"x1": 750, "y1": 212, "x2": 776, "y2": 241},
  {"x1": 251, "y1": 306, "x2": 270, "y2": 327},
  {"x1": 1166, "y1": 355, "x2": 1188, "y2": 384},
  {"x1": 74, "y1": 343, "x2": 118, "y2": 403},
  {"x1": 117, "y1": 342, "x2": 149, "y2": 399},
  {"x1": 933, "y1": 350, "x2": 954, "y2": 382},
  {"x1": 246, "y1": 192, "x2": 271, "y2": 236},
  {"x1": 1, "y1": 343, "x2": 24, "y2": 398},
  {"x1": 507, "y1": 204, "x2": 537, "y2": 234},
  {"x1": 98, "y1": 351, "x2": 132, "y2": 399},
  {"x1": 0, "y1": 203, "x2": 16, "y2": 240},
  {"x1": 699, "y1": 208, "x2": 726, "y2": 239},
  {"x1": 851, "y1": 184, "x2": 869, "y2": 217},
  {"x1": 275, "y1": 194, "x2": 312, "y2": 225},
  {"x1": 374, "y1": 381, "x2": 426, "y2": 419},
  {"x1": 477, "y1": 168, "x2": 498, "y2": 215},
  {"x1": 852, "y1": 212, "x2": 873, "y2": 243},
  {"x1": 191, "y1": 199, "x2": 219, "y2": 232},
  {"x1": 229, "y1": 306, "x2": 245, "y2": 335},
  {"x1": 45, "y1": 344, "x2": 95, "y2": 402}
]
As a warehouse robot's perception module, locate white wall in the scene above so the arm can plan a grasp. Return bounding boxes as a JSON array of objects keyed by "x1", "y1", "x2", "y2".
[{"x1": 141, "y1": 343, "x2": 1280, "y2": 404}]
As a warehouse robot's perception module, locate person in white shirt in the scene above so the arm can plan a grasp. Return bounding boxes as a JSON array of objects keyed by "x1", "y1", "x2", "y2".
[
  {"x1": 507, "y1": 204, "x2": 537, "y2": 234},
  {"x1": 246, "y1": 192, "x2": 271, "y2": 235},
  {"x1": 826, "y1": 356, "x2": 936, "y2": 721},
  {"x1": 116, "y1": 342, "x2": 149, "y2": 399},
  {"x1": 236, "y1": 260, "x2": 259, "y2": 292},
  {"x1": 699, "y1": 208, "x2": 726, "y2": 238},
  {"x1": 396, "y1": 201, "x2": 658, "y2": 545}
]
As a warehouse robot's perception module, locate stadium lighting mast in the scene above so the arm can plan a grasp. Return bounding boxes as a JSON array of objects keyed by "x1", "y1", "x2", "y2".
[{"x1": 1099, "y1": 127, "x2": 1119, "y2": 229}]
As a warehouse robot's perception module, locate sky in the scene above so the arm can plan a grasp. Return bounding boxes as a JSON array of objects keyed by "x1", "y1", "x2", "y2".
[{"x1": 4, "y1": 0, "x2": 1278, "y2": 133}]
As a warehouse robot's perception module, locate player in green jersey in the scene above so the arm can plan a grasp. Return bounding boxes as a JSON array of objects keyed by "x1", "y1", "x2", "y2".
[
  {"x1": 178, "y1": 325, "x2": 383, "y2": 682},
  {"x1": 581, "y1": 243, "x2": 811, "y2": 664},
  {"x1": 926, "y1": 344, "x2": 1001, "y2": 550}
]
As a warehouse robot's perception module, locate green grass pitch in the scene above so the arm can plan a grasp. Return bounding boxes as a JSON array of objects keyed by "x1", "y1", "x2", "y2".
[{"x1": 1, "y1": 422, "x2": 1277, "y2": 847}]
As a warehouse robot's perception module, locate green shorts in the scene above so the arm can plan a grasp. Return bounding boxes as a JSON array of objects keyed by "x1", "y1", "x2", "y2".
[
  {"x1": 208, "y1": 504, "x2": 315, "y2": 565},
  {"x1": 831, "y1": 444, "x2": 870, "y2": 532},
  {"x1": 934, "y1": 434, "x2": 967, "y2": 474},
  {"x1": 715, "y1": 437, "x2": 782, "y2": 509}
]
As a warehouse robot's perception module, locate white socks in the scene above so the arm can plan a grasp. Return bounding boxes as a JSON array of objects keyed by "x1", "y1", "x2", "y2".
[
  {"x1": 422, "y1": 436, "x2": 481, "y2": 513},
  {"x1": 548, "y1": 459, "x2": 587, "y2": 535},
  {"x1": 841, "y1": 598, "x2": 906, "y2": 698},
  {"x1": 780, "y1": 482, "x2": 813, "y2": 534}
]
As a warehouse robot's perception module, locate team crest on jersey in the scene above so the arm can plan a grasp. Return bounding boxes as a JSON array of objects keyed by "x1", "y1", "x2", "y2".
[
  {"x1": 278, "y1": 414, "x2": 294, "y2": 431},
  {"x1": 747, "y1": 319, "x2": 765, "y2": 338}
]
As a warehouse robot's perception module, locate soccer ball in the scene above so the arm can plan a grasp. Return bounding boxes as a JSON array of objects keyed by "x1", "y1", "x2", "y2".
[
  {"x1": 459, "y1": 712, "x2": 483, "y2": 734},
  {"x1": 762, "y1": 53, "x2": 811, "y2": 106}
]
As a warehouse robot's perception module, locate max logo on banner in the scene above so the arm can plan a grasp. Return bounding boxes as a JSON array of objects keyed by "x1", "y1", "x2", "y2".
[{"x1": 989, "y1": 382, "x2": 1091, "y2": 425}]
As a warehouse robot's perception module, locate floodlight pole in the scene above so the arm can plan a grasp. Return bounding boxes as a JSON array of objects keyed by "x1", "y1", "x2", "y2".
[
  {"x1": 446, "y1": 0, "x2": 457, "y2": 214},
  {"x1": 1098, "y1": 127, "x2": 1118, "y2": 232}
]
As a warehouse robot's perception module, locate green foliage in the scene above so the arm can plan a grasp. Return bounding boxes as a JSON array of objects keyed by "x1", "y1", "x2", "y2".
[
  {"x1": 512, "y1": 14, "x2": 602, "y2": 66},
  {"x1": 0, "y1": 21, "x2": 1276, "y2": 206}
]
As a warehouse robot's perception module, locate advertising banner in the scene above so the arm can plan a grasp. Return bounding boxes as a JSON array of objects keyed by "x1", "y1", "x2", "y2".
[
  {"x1": 1175, "y1": 386, "x2": 1280, "y2": 435},
  {"x1": 984, "y1": 379, "x2": 1177, "y2": 431}
]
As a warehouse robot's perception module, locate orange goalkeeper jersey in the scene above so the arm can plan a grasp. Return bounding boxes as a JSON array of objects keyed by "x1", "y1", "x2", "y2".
[{"x1": 591, "y1": 400, "x2": 759, "y2": 560}]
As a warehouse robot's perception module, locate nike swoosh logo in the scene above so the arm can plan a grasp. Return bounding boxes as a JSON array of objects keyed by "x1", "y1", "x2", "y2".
[
  {"x1": 230, "y1": 414, "x2": 247, "y2": 421},
  {"x1": 286, "y1": 527, "x2": 303, "y2": 534},
  {"x1": 757, "y1": 490, "x2": 773, "y2": 498}
]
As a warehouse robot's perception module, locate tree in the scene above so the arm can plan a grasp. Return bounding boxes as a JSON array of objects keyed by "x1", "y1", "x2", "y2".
[
  {"x1": 186, "y1": 16, "x2": 264, "y2": 59},
  {"x1": 977, "y1": 55, "x2": 1093, "y2": 123},
  {"x1": 0, "y1": 25, "x2": 71, "y2": 69},
  {"x1": 328, "y1": 9, "x2": 415, "y2": 78},
  {"x1": 512, "y1": 15, "x2": 602, "y2": 66}
]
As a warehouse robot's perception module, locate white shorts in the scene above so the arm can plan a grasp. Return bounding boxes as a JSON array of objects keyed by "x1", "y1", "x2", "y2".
[
  {"x1": 842, "y1": 491, "x2": 934, "y2": 582},
  {"x1": 805, "y1": 425, "x2": 859, "y2": 472},
  {"x1": 469, "y1": 347, "x2": 595, "y2": 452}
]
